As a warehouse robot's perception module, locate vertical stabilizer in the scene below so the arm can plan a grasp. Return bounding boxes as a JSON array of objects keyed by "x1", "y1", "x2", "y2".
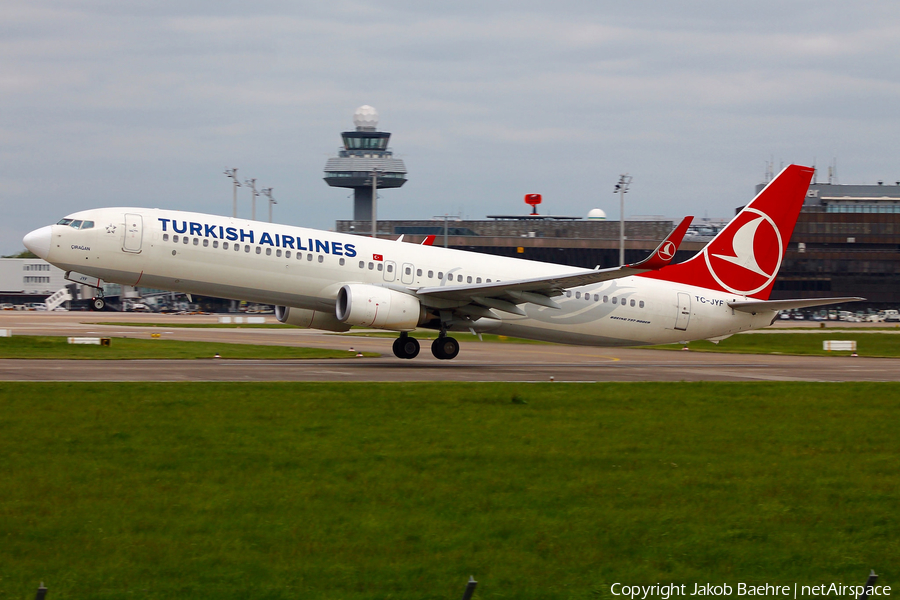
[{"x1": 641, "y1": 164, "x2": 814, "y2": 299}]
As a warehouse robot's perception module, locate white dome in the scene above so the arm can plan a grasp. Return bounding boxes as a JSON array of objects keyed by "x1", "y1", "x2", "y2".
[
  {"x1": 587, "y1": 208, "x2": 607, "y2": 220},
  {"x1": 353, "y1": 105, "x2": 379, "y2": 130}
]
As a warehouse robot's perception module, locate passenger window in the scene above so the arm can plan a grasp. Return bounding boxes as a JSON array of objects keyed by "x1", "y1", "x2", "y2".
[
  {"x1": 285, "y1": 250, "x2": 291, "y2": 258},
  {"x1": 244, "y1": 245, "x2": 250, "y2": 252},
  {"x1": 594, "y1": 294, "x2": 599, "y2": 301},
  {"x1": 359, "y1": 261, "x2": 365, "y2": 268},
  {"x1": 575, "y1": 292, "x2": 581, "y2": 299},
  {"x1": 307, "y1": 254, "x2": 313, "y2": 261},
  {"x1": 566, "y1": 291, "x2": 572, "y2": 298},
  {"x1": 612, "y1": 297, "x2": 618, "y2": 304},
  {"x1": 265, "y1": 248, "x2": 271, "y2": 256},
  {"x1": 416, "y1": 269, "x2": 422, "y2": 276},
  {"x1": 467, "y1": 276, "x2": 472, "y2": 283},
  {"x1": 603, "y1": 296, "x2": 608, "y2": 303},
  {"x1": 437, "y1": 272, "x2": 443, "y2": 279},
  {"x1": 457, "y1": 275, "x2": 463, "y2": 282},
  {"x1": 476, "y1": 277, "x2": 481, "y2": 284},
  {"x1": 222, "y1": 241, "x2": 228, "y2": 249},
  {"x1": 256, "y1": 247, "x2": 261, "y2": 254},
  {"x1": 387, "y1": 264, "x2": 394, "y2": 273},
  {"x1": 275, "y1": 249, "x2": 281, "y2": 257},
  {"x1": 183, "y1": 237, "x2": 189, "y2": 244},
  {"x1": 163, "y1": 234, "x2": 169, "y2": 242},
  {"x1": 193, "y1": 238, "x2": 198, "y2": 245},
  {"x1": 318, "y1": 255, "x2": 324, "y2": 263},
  {"x1": 377, "y1": 263, "x2": 383, "y2": 271},
  {"x1": 428, "y1": 270, "x2": 433, "y2": 278},
  {"x1": 213, "y1": 240, "x2": 218, "y2": 248},
  {"x1": 369, "y1": 263, "x2": 374, "y2": 270},
  {"x1": 487, "y1": 279, "x2": 492, "y2": 283},
  {"x1": 639, "y1": 300, "x2": 645, "y2": 308},
  {"x1": 630, "y1": 299, "x2": 635, "y2": 307},
  {"x1": 339, "y1": 258, "x2": 345, "y2": 266},
  {"x1": 203, "y1": 239, "x2": 209, "y2": 247}
]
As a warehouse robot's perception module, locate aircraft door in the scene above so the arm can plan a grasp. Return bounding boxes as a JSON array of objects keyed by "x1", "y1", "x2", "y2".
[
  {"x1": 674, "y1": 292, "x2": 691, "y2": 331},
  {"x1": 383, "y1": 260, "x2": 397, "y2": 282},
  {"x1": 401, "y1": 263, "x2": 415, "y2": 285},
  {"x1": 123, "y1": 213, "x2": 143, "y2": 253}
]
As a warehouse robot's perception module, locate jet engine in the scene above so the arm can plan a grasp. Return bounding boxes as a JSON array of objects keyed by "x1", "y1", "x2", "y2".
[
  {"x1": 275, "y1": 305, "x2": 351, "y2": 332},
  {"x1": 335, "y1": 284, "x2": 424, "y2": 331}
]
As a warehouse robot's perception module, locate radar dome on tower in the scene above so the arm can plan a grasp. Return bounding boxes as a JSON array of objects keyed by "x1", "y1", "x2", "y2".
[
  {"x1": 353, "y1": 105, "x2": 379, "y2": 131},
  {"x1": 587, "y1": 208, "x2": 607, "y2": 220}
]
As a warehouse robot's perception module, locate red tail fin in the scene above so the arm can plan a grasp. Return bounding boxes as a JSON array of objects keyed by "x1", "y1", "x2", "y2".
[{"x1": 641, "y1": 164, "x2": 814, "y2": 299}]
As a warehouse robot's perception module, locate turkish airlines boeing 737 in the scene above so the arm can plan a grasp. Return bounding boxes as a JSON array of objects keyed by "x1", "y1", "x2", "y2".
[{"x1": 23, "y1": 164, "x2": 860, "y2": 360}]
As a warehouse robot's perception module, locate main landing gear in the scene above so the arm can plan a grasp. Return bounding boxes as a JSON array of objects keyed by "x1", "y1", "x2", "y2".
[
  {"x1": 392, "y1": 333, "x2": 420, "y2": 359},
  {"x1": 431, "y1": 335, "x2": 460, "y2": 360},
  {"x1": 91, "y1": 296, "x2": 106, "y2": 311},
  {"x1": 391, "y1": 333, "x2": 460, "y2": 360}
]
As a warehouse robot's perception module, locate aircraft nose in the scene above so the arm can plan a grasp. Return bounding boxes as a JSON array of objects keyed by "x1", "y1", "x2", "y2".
[{"x1": 23, "y1": 225, "x2": 52, "y2": 260}]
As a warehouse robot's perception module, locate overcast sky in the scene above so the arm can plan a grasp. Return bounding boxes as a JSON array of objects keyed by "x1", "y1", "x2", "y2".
[{"x1": 4, "y1": 0, "x2": 900, "y2": 254}]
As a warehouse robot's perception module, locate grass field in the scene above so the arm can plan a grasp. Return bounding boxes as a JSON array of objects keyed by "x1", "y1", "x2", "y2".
[
  {"x1": 1, "y1": 382, "x2": 897, "y2": 599},
  {"x1": 0, "y1": 336, "x2": 374, "y2": 360},
  {"x1": 653, "y1": 331, "x2": 900, "y2": 357}
]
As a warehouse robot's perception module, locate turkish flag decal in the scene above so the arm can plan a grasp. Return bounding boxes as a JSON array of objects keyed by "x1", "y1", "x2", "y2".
[{"x1": 373, "y1": 254, "x2": 383, "y2": 261}]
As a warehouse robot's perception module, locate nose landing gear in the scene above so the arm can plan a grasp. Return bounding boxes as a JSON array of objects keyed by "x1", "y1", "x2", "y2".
[{"x1": 91, "y1": 296, "x2": 106, "y2": 311}]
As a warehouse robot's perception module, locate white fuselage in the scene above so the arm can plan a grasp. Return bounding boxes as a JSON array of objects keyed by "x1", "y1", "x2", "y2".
[{"x1": 40, "y1": 208, "x2": 776, "y2": 346}]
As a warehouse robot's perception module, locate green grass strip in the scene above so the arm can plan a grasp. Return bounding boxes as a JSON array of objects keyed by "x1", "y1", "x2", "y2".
[
  {"x1": 652, "y1": 331, "x2": 900, "y2": 357},
  {"x1": 0, "y1": 382, "x2": 897, "y2": 599},
  {"x1": 0, "y1": 336, "x2": 374, "y2": 360}
]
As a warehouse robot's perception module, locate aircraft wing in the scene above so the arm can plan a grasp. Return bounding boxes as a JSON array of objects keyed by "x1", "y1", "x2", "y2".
[
  {"x1": 415, "y1": 217, "x2": 694, "y2": 314},
  {"x1": 728, "y1": 297, "x2": 865, "y2": 314}
]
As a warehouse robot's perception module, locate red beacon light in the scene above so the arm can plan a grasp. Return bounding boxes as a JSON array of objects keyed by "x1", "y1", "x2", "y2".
[{"x1": 524, "y1": 193, "x2": 542, "y2": 215}]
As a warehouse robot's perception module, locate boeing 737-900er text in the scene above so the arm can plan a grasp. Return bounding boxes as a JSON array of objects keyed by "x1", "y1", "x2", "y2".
[{"x1": 24, "y1": 165, "x2": 861, "y2": 360}]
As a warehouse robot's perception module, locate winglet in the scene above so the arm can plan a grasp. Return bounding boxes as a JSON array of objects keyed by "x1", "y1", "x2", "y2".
[
  {"x1": 626, "y1": 216, "x2": 693, "y2": 270},
  {"x1": 421, "y1": 235, "x2": 436, "y2": 246}
]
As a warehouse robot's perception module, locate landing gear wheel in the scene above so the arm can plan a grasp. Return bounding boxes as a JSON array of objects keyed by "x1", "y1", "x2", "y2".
[
  {"x1": 91, "y1": 297, "x2": 106, "y2": 311},
  {"x1": 431, "y1": 336, "x2": 460, "y2": 360},
  {"x1": 392, "y1": 335, "x2": 420, "y2": 359}
]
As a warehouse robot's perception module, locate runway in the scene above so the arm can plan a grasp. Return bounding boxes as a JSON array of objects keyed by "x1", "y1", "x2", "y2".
[{"x1": 2, "y1": 312, "x2": 899, "y2": 382}]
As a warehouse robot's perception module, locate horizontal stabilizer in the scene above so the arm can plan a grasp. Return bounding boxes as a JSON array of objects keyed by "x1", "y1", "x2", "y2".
[{"x1": 728, "y1": 297, "x2": 865, "y2": 314}]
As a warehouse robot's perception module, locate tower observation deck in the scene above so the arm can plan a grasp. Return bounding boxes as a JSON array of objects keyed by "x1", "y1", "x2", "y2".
[{"x1": 323, "y1": 106, "x2": 407, "y2": 222}]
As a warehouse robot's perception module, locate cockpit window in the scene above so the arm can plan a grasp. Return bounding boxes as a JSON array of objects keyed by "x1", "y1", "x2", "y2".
[
  {"x1": 57, "y1": 218, "x2": 73, "y2": 226},
  {"x1": 80, "y1": 221, "x2": 94, "y2": 229},
  {"x1": 70, "y1": 220, "x2": 83, "y2": 229}
]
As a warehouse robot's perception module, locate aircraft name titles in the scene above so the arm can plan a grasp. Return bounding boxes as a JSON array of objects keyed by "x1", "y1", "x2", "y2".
[{"x1": 157, "y1": 218, "x2": 357, "y2": 257}]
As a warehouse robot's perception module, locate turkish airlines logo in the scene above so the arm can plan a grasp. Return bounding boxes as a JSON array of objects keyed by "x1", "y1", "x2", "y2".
[
  {"x1": 703, "y1": 208, "x2": 782, "y2": 295},
  {"x1": 657, "y1": 241, "x2": 676, "y2": 261}
]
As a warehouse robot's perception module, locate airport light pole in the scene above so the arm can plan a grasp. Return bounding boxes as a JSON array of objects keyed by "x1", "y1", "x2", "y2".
[
  {"x1": 224, "y1": 168, "x2": 241, "y2": 218},
  {"x1": 433, "y1": 215, "x2": 453, "y2": 248},
  {"x1": 370, "y1": 169, "x2": 382, "y2": 239},
  {"x1": 244, "y1": 178, "x2": 259, "y2": 221},
  {"x1": 262, "y1": 187, "x2": 276, "y2": 223},
  {"x1": 614, "y1": 174, "x2": 632, "y2": 266}
]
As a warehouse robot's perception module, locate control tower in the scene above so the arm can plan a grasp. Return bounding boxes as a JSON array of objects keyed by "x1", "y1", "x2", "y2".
[{"x1": 323, "y1": 106, "x2": 407, "y2": 222}]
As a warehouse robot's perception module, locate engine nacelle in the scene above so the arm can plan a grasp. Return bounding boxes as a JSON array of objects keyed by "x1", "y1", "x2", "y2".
[
  {"x1": 335, "y1": 284, "x2": 424, "y2": 331},
  {"x1": 275, "y1": 305, "x2": 351, "y2": 332}
]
